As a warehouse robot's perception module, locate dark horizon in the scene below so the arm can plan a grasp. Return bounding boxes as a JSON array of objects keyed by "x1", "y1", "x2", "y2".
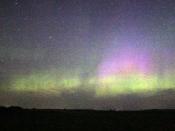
[{"x1": 0, "y1": 106, "x2": 175, "y2": 130}]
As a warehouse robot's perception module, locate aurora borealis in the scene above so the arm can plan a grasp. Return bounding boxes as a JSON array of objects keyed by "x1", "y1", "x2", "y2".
[{"x1": 0, "y1": 0, "x2": 175, "y2": 109}]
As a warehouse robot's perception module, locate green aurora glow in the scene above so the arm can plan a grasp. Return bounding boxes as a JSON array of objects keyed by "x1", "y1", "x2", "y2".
[{"x1": 10, "y1": 71, "x2": 175, "y2": 97}]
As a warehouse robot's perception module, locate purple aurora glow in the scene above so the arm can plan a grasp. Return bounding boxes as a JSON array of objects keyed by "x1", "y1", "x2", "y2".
[{"x1": 98, "y1": 46, "x2": 153, "y2": 77}]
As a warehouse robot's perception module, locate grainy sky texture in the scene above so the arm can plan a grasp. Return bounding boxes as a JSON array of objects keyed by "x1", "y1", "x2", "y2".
[{"x1": 0, "y1": 0, "x2": 175, "y2": 109}]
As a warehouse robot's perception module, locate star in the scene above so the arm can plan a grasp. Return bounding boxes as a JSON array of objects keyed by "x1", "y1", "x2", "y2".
[{"x1": 48, "y1": 36, "x2": 53, "y2": 40}]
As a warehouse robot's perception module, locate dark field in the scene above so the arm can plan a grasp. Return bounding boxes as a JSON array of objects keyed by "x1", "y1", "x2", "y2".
[{"x1": 0, "y1": 107, "x2": 175, "y2": 131}]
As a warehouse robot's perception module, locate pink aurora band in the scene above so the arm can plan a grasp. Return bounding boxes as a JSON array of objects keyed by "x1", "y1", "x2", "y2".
[{"x1": 98, "y1": 46, "x2": 153, "y2": 78}]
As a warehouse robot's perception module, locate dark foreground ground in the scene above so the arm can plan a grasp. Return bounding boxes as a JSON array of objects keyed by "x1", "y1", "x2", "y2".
[{"x1": 0, "y1": 107, "x2": 175, "y2": 131}]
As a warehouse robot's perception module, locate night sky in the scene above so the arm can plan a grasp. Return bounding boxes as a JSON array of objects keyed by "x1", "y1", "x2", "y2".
[{"x1": 0, "y1": 0, "x2": 175, "y2": 110}]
